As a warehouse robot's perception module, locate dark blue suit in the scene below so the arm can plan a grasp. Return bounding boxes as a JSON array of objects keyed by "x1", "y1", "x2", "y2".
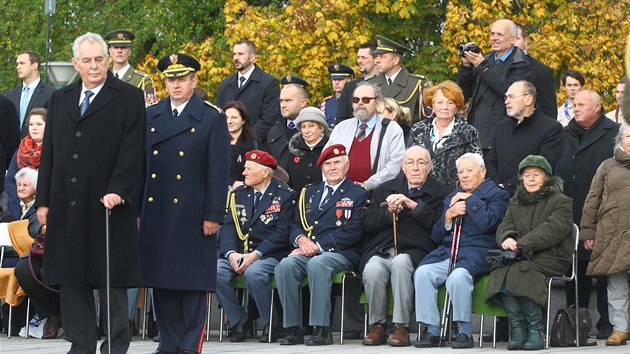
[
  {"x1": 138, "y1": 93, "x2": 230, "y2": 353},
  {"x1": 276, "y1": 178, "x2": 370, "y2": 327},
  {"x1": 216, "y1": 178, "x2": 295, "y2": 326},
  {"x1": 322, "y1": 95, "x2": 339, "y2": 128}
]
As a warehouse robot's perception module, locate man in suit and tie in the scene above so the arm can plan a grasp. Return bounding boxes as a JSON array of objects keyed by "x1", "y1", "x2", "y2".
[
  {"x1": 35, "y1": 32, "x2": 145, "y2": 354},
  {"x1": 217, "y1": 150, "x2": 295, "y2": 342},
  {"x1": 216, "y1": 39, "x2": 281, "y2": 142},
  {"x1": 6, "y1": 50, "x2": 55, "y2": 136},
  {"x1": 336, "y1": 42, "x2": 378, "y2": 124},
  {"x1": 275, "y1": 144, "x2": 370, "y2": 346},
  {"x1": 104, "y1": 29, "x2": 157, "y2": 106}
]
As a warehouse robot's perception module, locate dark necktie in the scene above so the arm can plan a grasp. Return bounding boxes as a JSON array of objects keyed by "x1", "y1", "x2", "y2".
[
  {"x1": 80, "y1": 90, "x2": 94, "y2": 117},
  {"x1": 387, "y1": 77, "x2": 393, "y2": 85},
  {"x1": 115, "y1": 72, "x2": 119, "y2": 79},
  {"x1": 320, "y1": 186, "x2": 334, "y2": 209},
  {"x1": 173, "y1": 108, "x2": 179, "y2": 119},
  {"x1": 408, "y1": 187, "x2": 418, "y2": 196},
  {"x1": 239, "y1": 76, "x2": 246, "y2": 89},
  {"x1": 356, "y1": 123, "x2": 367, "y2": 141},
  {"x1": 253, "y1": 191, "x2": 262, "y2": 212}
]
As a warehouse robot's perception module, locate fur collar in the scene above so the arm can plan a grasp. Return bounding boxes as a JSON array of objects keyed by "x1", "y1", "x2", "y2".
[
  {"x1": 514, "y1": 176, "x2": 564, "y2": 206},
  {"x1": 288, "y1": 129, "x2": 330, "y2": 157}
]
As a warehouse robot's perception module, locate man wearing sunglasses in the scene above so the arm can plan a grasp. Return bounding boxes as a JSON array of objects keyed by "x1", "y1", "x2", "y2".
[{"x1": 325, "y1": 81, "x2": 405, "y2": 191}]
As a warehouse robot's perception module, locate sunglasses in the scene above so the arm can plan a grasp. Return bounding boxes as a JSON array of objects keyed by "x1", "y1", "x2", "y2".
[{"x1": 352, "y1": 96, "x2": 377, "y2": 104}]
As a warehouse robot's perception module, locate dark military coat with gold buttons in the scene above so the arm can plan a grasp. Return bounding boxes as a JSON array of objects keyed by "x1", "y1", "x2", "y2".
[
  {"x1": 219, "y1": 178, "x2": 295, "y2": 260},
  {"x1": 138, "y1": 93, "x2": 230, "y2": 291},
  {"x1": 290, "y1": 178, "x2": 370, "y2": 267}
]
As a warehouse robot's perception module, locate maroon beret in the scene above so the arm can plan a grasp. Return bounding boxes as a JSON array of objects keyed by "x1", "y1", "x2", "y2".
[
  {"x1": 317, "y1": 144, "x2": 347, "y2": 167},
  {"x1": 245, "y1": 150, "x2": 277, "y2": 170}
]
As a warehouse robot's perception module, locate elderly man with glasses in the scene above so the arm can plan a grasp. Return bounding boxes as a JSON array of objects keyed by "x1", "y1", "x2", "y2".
[
  {"x1": 325, "y1": 81, "x2": 405, "y2": 191},
  {"x1": 360, "y1": 146, "x2": 451, "y2": 347}
]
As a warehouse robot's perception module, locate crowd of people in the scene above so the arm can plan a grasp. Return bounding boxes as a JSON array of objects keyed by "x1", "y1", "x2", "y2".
[{"x1": 0, "y1": 17, "x2": 628, "y2": 354}]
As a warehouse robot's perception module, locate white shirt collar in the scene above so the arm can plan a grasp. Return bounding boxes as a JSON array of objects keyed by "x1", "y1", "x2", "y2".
[
  {"x1": 23, "y1": 78, "x2": 40, "y2": 92},
  {"x1": 171, "y1": 100, "x2": 190, "y2": 115},
  {"x1": 80, "y1": 81, "x2": 106, "y2": 105},
  {"x1": 113, "y1": 64, "x2": 131, "y2": 78},
  {"x1": 385, "y1": 67, "x2": 402, "y2": 84},
  {"x1": 238, "y1": 65, "x2": 255, "y2": 82}
]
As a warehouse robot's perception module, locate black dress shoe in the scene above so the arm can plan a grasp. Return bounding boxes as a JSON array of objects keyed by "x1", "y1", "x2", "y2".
[
  {"x1": 451, "y1": 333, "x2": 474, "y2": 349},
  {"x1": 229, "y1": 317, "x2": 249, "y2": 342},
  {"x1": 415, "y1": 332, "x2": 440, "y2": 348},
  {"x1": 279, "y1": 326, "x2": 304, "y2": 345},
  {"x1": 305, "y1": 326, "x2": 333, "y2": 346},
  {"x1": 259, "y1": 324, "x2": 279, "y2": 343}
]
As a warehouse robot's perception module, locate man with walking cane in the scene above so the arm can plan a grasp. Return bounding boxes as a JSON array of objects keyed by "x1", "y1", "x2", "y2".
[
  {"x1": 35, "y1": 32, "x2": 145, "y2": 354},
  {"x1": 360, "y1": 146, "x2": 450, "y2": 347},
  {"x1": 413, "y1": 153, "x2": 508, "y2": 349}
]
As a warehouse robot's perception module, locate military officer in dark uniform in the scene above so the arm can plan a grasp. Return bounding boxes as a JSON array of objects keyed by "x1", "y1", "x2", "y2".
[
  {"x1": 266, "y1": 76, "x2": 309, "y2": 168},
  {"x1": 368, "y1": 35, "x2": 432, "y2": 124},
  {"x1": 104, "y1": 29, "x2": 157, "y2": 105},
  {"x1": 275, "y1": 144, "x2": 370, "y2": 346},
  {"x1": 217, "y1": 150, "x2": 295, "y2": 342},
  {"x1": 320, "y1": 64, "x2": 354, "y2": 128},
  {"x1": 138, "y1": 53, "x2": 230, "y2": 354}
]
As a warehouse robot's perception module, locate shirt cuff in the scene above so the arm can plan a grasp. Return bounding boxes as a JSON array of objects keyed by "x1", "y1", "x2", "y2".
[
  {"x1": 444, "y1": 221, "x2": 453, "y2": 231},
  {"x1": 225, "y1": 250, "x2": 235, "y2": 258},
  {"x1": 254, "y1": 250, "x2": 263, "y2": 257}
]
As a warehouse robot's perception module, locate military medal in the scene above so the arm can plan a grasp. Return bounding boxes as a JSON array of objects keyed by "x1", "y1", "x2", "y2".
[{"x1": 336, "y1": 209, "x2": 343, "y2": 226}]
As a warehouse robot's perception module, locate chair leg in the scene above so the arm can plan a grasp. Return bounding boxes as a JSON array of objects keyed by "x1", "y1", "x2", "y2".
[
  {"x1": 268, "y1": 288, "x2": 274, "y2": 343},
  {"x1": 25, "y1": 299, "x2": 31, "y2": 338},
  {"x1": 545, "y1": 279, "x2": 552, "y2": 349},
  {"x1": 492, "y1": 316, "x2": 497, "y2": 348},
  {"x1": 479, "y1": 314, "x2": 484, "y2": 348},
  {"x1": 340, "y1": 274, "x2": 347, "y2": 345},
  {"x1": 219, "y1": 306, "x2": 224, "y2": 342},
  {"x1": 205, "y1": 294, "x2": 212, "y2": 342},
  {"x1": 8, "y1": 305, "x2": 12, "y2": 338}
]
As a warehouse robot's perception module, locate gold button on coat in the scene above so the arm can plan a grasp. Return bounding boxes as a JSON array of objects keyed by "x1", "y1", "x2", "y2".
[
  {"x1": 173, "y1": 198, "x2": 179, "y2": 204},
  {"x1": 153, "y1": 150, "x2": 158, "y2": 155},
  {"x1": 176, "y1": 174, "x2": 182, "y2": 180},
  {"x1": 148, "y1": 197, "x2": 154, "y2": 202},
  {"x1": 151, "y1": 173, "x2": 157, "y2": 179},
  {"x1": 150, "y1": 127, "x2": 156, "y2": 132},
  {"x1": 179, "y1": 151, "x2": 185, "y2": 157}
]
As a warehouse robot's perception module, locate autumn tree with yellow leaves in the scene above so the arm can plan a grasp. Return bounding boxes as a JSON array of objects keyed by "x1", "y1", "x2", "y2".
[{"x1": 442, "y1": 0, "x2": 629, "y2": 109}]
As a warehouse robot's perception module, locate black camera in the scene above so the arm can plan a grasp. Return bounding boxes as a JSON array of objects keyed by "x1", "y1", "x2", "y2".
[{"x1": 457, "y1": 43, "x2": 481, "y2": 56}]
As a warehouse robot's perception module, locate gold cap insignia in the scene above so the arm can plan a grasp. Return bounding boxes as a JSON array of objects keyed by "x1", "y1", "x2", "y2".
[
  {"x1": 286, "y1": 76, "x2": 292, "y2": 83},
  {"x1": 333, "y1": 148, "x2": 339, "y2": 154},
  {"x1": 117, "y1": 33, "x2": 125, "y2": 39},
  {"x1": 251, "y1": 153, "x2": 258, "y2": 159},
  {"x1": 169, "y1": 54, "x2": 178, "y2": 64},
  {"x1": 334, "y1": 64, "x2": 339, "y2": 71}
]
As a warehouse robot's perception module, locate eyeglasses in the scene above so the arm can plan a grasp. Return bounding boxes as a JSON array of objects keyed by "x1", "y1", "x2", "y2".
[
  {"x1": 403, "y1": 160, "x2": 430, "y2": 167},
  {"x1": 352, "y1": 96, "x2": 377, "y2": 104},
  {"x1": 504, "y1": 93, "x2": 530, "y2": 100}
]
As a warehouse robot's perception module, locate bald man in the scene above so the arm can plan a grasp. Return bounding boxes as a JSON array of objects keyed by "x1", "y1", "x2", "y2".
[{"x1": 457, "y1": 19, "x2": 534, "y2": 156}]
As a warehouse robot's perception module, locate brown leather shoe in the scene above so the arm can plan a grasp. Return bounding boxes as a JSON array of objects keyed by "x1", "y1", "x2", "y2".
[
  {"x1": 606, "y1": 330, "x2": 628, "y2": 346},
  {"x1": 362, "y1": 323, "x2": 387, "y2": 345},
  {"x1": 387, "y1": 326, "x2": 410, "y2": 347},
  {"x1": 42, "y1": 315, "x2": 60, "y2": 339}
]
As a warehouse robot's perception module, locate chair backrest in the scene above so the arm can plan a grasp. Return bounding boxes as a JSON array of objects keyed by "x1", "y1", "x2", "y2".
[{"x1": 7, "y1": 220, "x2": 32, "y2": 257}]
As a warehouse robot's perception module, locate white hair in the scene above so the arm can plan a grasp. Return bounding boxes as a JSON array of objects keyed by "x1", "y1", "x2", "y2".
[
  {"x1": 614, "y1": 122, "x2": 630, "y2": 153},
  {"x1": 72, "y1": 32, "x2": 108, "y2": 60},
  {"x1": 456, "y1": 152, "x2": 485, "y2": 169},
  {"x1": 16, "y1": 167, "x2": 39, "y2": 191}
]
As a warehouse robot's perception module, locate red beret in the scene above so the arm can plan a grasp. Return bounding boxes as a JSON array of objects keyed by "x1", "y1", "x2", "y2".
[
  {"x1": 245, "y1": 150, "x2": 277, "y2": 170},
  {"x1": 317, "y1": 144, "x2": 347, "y2": 167}
]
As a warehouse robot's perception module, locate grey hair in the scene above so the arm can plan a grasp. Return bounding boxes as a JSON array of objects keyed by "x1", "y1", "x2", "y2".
[
  {"x1": 614, "y1": 122, "x2": 630, "y2": 153},
  {"x1": 509, "y1": 23, "x2": 518, "y2": 36},
  {"x1": 456, "y1": 152, "x2": 485, "y2": 169},
  {"x1": 72, "y1": 32, "x2": 108, "y2": 60},
  {"x1": 16, "y1": 167, "x2": 39, "y2": 191},
  {"x1": 355, "y1": 80, "x2": 382, "y2": 99},
  {"x1": 404, "y1": 145, "x2": 432, "y2": 163}
]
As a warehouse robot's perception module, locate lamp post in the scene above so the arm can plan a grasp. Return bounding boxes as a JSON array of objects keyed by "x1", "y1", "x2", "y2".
[
  {"x1": 44, "y1": 0, "x2": 56, "y2": 84},
  {"x1": 42, "y1": 62, "x2": 78, "y2": 89}
]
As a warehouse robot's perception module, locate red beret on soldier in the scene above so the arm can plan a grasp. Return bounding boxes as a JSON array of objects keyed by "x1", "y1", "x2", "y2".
[
  {"x1": 317, "y1": 144, "x2": 347, "y2": 167},
  {"x1": 245, "y1": 150, "x2": 278, "y2": 170}
]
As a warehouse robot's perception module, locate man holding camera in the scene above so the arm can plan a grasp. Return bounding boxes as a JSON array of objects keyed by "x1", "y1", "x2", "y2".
[{"x1": 457, "y1": 19, "x2": 534, "y2": 157}]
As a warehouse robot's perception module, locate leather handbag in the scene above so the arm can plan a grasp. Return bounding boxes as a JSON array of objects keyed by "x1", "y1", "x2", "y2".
[{"x1": 29, "y1": 235, "x2": 45, "y2": 258}]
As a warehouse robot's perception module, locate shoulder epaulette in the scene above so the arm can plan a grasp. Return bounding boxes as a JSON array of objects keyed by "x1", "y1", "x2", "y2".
[
  {"x1": 410, "y1": 74, "x2": 433, "y2": 88},
  {"x1": 146, "y1": 101, "x2": 159, "y2": 108},
  {"x1": 204, "y1": 101, "x2": 224, "y2": 113},
  {"x1": 134, "y1": 69, "x2": 151, "y2": 78},
  {"x1": 353, "y1": 181, "x2": 367, "y2": 189}
]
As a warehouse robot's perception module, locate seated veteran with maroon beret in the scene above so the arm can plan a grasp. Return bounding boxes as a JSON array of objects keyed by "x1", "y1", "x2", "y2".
[
  {"x1": 216, "y1": 150, "x2": 296, "y2": 343},
  {"x1": 274, "y1": 144, "x2": 371, "y2": 346}
]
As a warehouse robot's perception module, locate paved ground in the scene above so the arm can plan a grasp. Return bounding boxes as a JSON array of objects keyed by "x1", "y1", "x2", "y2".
[{"x1": 0, "y1": 332, "x2": 624, "y2": 354}]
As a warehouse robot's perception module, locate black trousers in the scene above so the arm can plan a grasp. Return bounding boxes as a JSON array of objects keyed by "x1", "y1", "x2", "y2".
[
  {"x1": 60, "y1": 285, "x2": 130, "y2": 354},
  {"x1": 565, "y1": 259, "x2": 611, "y2": 330},
  {"x1": 153, "y1": 288, "x2": 208, "y2": 353},
  {"x1": 14, "y1": 256, "x2": 60, "y2": 319}
]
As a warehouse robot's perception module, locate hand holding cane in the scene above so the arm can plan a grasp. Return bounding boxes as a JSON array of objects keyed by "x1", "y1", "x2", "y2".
[
  {"x1": 439, "y1": 214, "x2": 464, "y2": 346},
  {"x1": 380, "y1": 201, "x2": 399, "y2": 256}
]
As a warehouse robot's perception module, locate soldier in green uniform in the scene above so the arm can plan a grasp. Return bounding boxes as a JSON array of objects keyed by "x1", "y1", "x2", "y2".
[
  {"x1": 368, "y1": 35, "x2": 432, "y2": 124},
  {"x1": 104, "y1": 29, "x2": 157, "y2": 106}
]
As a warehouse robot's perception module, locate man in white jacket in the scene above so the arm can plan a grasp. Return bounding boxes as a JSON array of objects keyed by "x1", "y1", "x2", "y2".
[{"x1": 325, "y1": 81, "x2": 405, "y2": 190}]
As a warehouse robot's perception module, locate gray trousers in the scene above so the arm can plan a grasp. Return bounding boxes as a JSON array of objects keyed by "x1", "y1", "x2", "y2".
[
  {"x1": 414, "y1": 258, "x2": 473, "y2": 326},
  {"x1": 275, "y1": 252, "x2": 353, "y2": 327},
  {"x1": 607, "y1": 273, "x2": 629, "y2": 332},
  {"x1": 362, "y1": 249, "x2": 414, "y2": 325},
  {"x1": 215, "y1": 257, "x2": 278, "y2": 326}
]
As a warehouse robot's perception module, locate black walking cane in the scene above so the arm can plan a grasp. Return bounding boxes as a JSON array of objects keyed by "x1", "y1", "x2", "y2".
[{"x1": 439, "y1": 215, "x2": 463, "y2": 347}]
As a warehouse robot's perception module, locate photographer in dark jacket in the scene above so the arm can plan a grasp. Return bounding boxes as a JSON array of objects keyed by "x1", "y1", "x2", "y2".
[{"x1": 360, "y1": 146, "x2": 450, "y2": 347}]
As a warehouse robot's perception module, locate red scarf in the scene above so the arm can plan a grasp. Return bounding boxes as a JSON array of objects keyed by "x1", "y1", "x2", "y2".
[{"x1": 17, "y1": 135, "x2": 42, "y2": 169}]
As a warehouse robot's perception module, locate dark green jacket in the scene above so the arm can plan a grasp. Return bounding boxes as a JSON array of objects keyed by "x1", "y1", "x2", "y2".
[{"x1": 484, "y1": 177, "x2": 573, "y2": 306}]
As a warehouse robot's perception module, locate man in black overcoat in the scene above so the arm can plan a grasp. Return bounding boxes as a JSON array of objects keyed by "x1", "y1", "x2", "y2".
[{"x1": 35, "y1": 32, "x2": 145, "y2": 354}]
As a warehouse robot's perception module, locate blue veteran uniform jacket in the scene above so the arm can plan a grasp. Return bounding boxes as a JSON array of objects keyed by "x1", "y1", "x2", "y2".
[
  {"x1": 420, "y1": 179, "x2": 509, "y2": 280},
  {"x1": 138, "y1": 94, "x2": 230, "y2": 291},
  {"x1": 219, "y1": 178, "x2": 295, "y2": 260},
  {"x1": 291, "y1": 178, "x2": 370, "y2": 267}
]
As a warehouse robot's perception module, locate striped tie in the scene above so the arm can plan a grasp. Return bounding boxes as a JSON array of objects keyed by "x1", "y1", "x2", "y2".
[
  {"x1": 80, "y1": 90, "x2": 94, "y2": 117},
  {"x1": 19, "y1": 86, "x2": 30, "y2": 128},
  {"x1": 356, "y1": 123, "x2": 367, "y2": 141}
]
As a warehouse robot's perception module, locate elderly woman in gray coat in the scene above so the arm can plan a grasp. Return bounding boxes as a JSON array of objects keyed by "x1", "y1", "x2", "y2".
[
  {"x1": 581, "y1": 123, "x2": 630, "y2": 346},
  {"x1": 485, "y1": 155, "x2": 573, "y2": 350}
]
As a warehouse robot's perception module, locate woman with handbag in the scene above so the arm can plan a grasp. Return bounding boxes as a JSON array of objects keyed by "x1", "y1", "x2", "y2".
[
  {"x1": 581, "y1": 122, "x2": 630, "y2": 346},
  {"x1": 13, "y1": 167, "x2": 61, "y2": 339},
  {"x1": 484, "y1": 155, "x2": 573, "y2": 350}
]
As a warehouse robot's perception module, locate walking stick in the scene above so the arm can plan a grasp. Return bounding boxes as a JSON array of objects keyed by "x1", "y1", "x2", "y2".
[
  {"x1": 379, "y1": 202, "x2": 398, "y2": 255},
  {"x1": 104, "y1": 206, "x2": 112, "y2": 354},
  {"x1": 439, "y1": 216, "x2": 463, "y2": 347}
]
